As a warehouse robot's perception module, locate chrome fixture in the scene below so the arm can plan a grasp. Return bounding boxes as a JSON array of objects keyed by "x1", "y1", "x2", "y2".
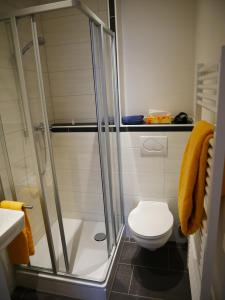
[
  {"x1": 21, "y1": 36, "x2": 45, "y2": 55},
  {"x1": 94, "y1": 233, "x2": 106, "y2": 241}
]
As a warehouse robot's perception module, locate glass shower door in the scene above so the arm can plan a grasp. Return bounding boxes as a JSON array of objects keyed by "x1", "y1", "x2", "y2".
[
  {"x1": 103, "y1": 31, "x2": 124, "y2": 238},
  {"x1": 12, "y1": 15, "x2": 69, "y2": 273},
  {"x1": 90, "y1": 21, "x2": 116, "y2": 255}
]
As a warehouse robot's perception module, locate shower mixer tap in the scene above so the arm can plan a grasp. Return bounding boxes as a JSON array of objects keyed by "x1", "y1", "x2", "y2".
[{"x1": 34, "y1": 122, "x2": 45, "y2": 132}]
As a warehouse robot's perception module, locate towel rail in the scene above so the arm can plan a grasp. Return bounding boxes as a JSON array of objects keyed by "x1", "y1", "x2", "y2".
[
  {"x1": 197, "y1": 137, "x2": 214, "y2": 279},
  {"x1": 0, "y1": 201, "x2": 33, "y2": 209}
]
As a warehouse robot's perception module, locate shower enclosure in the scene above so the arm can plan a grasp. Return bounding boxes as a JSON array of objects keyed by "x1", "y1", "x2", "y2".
[{"x1": 0, "y1": 0, "x2": 124, "y2": 295}]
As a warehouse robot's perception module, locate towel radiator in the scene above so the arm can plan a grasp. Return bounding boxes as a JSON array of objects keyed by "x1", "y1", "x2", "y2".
[{"x1": 189, "y1": 46, "x2": 225, "y2": 300}]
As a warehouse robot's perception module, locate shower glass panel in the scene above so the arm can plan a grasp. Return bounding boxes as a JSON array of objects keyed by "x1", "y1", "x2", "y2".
[
  {"x1": 16, "y1": 15, "x2": 68, "y2": 272},
  {"x1": 90, "y1": 21, "x2": 116, "y2": 255},
  {"x1": 103, "y1": 32, "x2": 123, "y2": 237},
  {"x1": 36, "y1": 6, "x2": 109, "y2": 279},
  {"x1": 0, "y1": 20, "x2": 54, "y2": 270},
  {"x1": 0, "y1": 0, "x2": 124, "y2": 284}
]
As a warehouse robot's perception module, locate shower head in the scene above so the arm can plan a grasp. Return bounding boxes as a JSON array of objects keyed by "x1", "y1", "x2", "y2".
[{"x1": 22, "y1": 36, "x2": 45, "y2": 55}]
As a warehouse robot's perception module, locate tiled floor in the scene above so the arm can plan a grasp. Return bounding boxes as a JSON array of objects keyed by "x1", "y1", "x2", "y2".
[
  {"x1": 11, "y1": 287, "x2": 72, "y2": 300},
  {"x1": 12, "y1": 238, "x2": 191, "y2": 300},
  {"x1": 109, "y1": 238, "x2": 192, "y2": 300}
]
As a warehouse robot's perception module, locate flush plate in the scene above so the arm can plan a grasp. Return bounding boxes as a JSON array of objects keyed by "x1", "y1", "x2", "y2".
[{"x1": 140, "y1": 136, "x2": 168, "y2": 156}]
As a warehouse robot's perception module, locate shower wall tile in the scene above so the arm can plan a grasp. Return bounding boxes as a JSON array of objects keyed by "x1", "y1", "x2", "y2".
[
  {"x1": 41, "y1": 0, "x2": 109, "y2": 123},
  {"x1": 53, "y1": 146, "x2": 101, "y2": 171},
  {"x1": 59, "y1": 189, "x2": 104, "y2": 221},
  {"x1": 56, "y1": 168, "x2": 102, "y2": 194},
  {"x1": 0, "y1": 24, "x2": 13, "y2": 69},
  {"x1": 98, "y1": 0, "x2": 108, "y2": 11},
  {"x1": 24, "y1": 70, "x2": 51, "y2": 99},
  {"x1": 29, "y1": 97, "x2": 53, "y2": 125},
  {"x1": 52, "y1": 132, "x2": 104, "y2": 221},
  {"x1": 51, "y1": 132, "x2": 99, "y2": 151},
  {"x1": 22, "y1": 46, "x2": 48, "y2": 73},
  {"x1": 0, "y1": 68, "x2": 19, "y2": 101},
  {"x1": 42, "y1": 15, "x2": 90, "y2": 46},
  {"x1": 97, "y1": 10, "x2": 109, "y2": 24},
  {"x1": 49, "y1": 69, "x2": 94, "y2": 97},
  {"x1": 0, "y1": 99, "x2": 24, "y2": 134},
  {"x1": 0, "y1": 18, "x2": 54, "y2": 245},
  {"x1": 121, "y1": 131, "x2": 190, "y2": 236},
  {"x1": 46, "y1": 42, "x2": 92, "y2": 72},
  {"x1": 53, "y1": 95, "x2": 96, "y2": 123}
]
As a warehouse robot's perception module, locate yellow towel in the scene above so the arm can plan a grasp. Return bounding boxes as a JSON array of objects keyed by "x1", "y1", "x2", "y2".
[
  {"x1": 178, "y1": 121, "x2": 214, "y2": 235},
  {"x1": 0, "y1": 200, "x2": 35, "y2": 264}
]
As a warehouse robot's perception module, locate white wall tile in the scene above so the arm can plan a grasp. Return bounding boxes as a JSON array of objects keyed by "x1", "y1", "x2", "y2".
[
  {"x1": 53, "y1": 95, "x2": 96, "y2": 123},
  {"x1": 46, "y1": 42, "x2": 92, "y2": 72},
  {"x1": 42, "y1": 15, "x2": 90, "y2": 46},
  {"x1": 122, "y1": 171, "x2": 164, "y2": 198},
  {"x1": 98, "y1": 0, "x2": 108, "y2": 11},
  {"x1": 0, "y1": 68, "x2": 18, "y2": 101},
  {"x1": 0, "y1": 99, "x2": 24, "y2": 134},
  {"x1": 164, "y1": 173, "x2": 180, "y2": 198},
  {"x1": 121, "y1": 131, "x2": 189, "y2": 228},
  {"x1": 53, "y1": 146, "x2": 100, "y2": 171},
  {"x1": 0, "y1": 23, "x2": 14, "y2": 69},
  {"x1": 121, "y1": 147, "x2": 164, "y2": 173},
  {"x1": 59, "y1": 189, "x2": 104, "y2": 220},
  {"x1": 24, "y1": 70, "x2": 51, "y2": 99},
  {"x1": 52, "y1": 132, "x2": 99, "y2": 151},
  {"x1": 56, "y1": 169, "x2": 102, "y2": 194},
  {"x1": 49, "y1": 69, "x2": 94, "y2": 97}
]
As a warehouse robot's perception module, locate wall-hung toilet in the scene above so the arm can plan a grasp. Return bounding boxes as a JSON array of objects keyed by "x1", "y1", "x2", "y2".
[{"x1": 128, "y1": 201, "x2": 174, "y2": 250}]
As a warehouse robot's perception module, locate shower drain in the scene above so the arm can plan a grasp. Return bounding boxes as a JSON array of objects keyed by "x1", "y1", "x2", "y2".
[{"x1": 94, "y1": 233, "x2": 106, "y2": 241}]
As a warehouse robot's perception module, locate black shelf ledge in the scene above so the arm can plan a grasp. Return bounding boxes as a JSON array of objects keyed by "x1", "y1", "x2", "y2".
[{"x1": 50, "y1": 123, "x2": 194, "y2": 133}]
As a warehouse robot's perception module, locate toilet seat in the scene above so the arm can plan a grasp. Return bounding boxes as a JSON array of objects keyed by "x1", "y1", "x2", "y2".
[{"x1": 128, "y1": 201, "x2": 173, "y2": 239}]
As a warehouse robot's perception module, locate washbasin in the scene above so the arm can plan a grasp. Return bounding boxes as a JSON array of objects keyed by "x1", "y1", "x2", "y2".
[{"x1": 0, "y1": 208, "x2": 24, "y2": 251}]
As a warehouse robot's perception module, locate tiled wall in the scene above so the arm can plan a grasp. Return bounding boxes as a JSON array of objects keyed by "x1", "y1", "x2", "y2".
[
  {"x1": 40, "y1": 0, "x2": 109, "y2": 124},
  {"x1": 0, "y1": 0, "x2": 110, "y2": 240},
  {"x1": 52, "y1": 132, "x2": 105, "y2": 221},
  {"x1": 51, "y1": 130, "x2": 190, "y2": 238},
  {"x1": 0, "y1": 0, "x2": 40, "y2": 292},
  {"x1": 120, "y1": 131, "x2": 190, "y2": 239},
  {"x1": 0, "y1": 14, "x2": 52, "y2": 245}
]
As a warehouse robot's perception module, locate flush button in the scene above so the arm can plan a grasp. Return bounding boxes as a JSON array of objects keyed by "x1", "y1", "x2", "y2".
[{"x1": 140, "y1": 136, "x2": 168, "y2": 156}]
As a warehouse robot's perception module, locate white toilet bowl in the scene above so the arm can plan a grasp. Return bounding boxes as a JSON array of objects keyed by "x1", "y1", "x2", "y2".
[{"x1": 128, "y1": 200, "x2": 174, "y2": 251}]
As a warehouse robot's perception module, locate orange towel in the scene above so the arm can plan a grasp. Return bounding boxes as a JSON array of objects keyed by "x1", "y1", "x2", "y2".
[
  {"x1": 0, "y1": 200, "x2": 34, "y2": 264},
  {"x1": 178, "y1": 121, "x2": 214, "y2": 235}
]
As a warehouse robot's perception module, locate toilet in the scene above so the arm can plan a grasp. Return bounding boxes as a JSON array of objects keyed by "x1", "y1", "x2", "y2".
[{"x1": 128, "y1": 200, "x2": 174, "y2": 251}]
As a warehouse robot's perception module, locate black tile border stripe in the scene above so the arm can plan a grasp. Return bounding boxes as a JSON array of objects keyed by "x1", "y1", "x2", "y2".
[
  {"x1": 50, "y1": 125, "x2": 193, "y2": 133},
  {"x1": 120, "y1": 125, "x2": 193, "y2": 132}
]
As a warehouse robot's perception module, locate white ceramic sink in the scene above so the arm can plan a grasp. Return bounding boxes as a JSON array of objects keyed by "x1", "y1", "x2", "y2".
[{"x1": 0, "y1": 208, "x2": 24, "y2": 251}]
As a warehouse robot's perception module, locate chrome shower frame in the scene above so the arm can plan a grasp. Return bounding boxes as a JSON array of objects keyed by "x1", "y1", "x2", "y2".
[{"x1": 0, "y1": 0, "x2": 125, "y2": 291}]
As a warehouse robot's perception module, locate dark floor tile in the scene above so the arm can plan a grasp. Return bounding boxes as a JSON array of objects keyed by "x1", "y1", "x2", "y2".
[
  {"x1": 167, "y1": 240, "x2": 188, "y2": 250},
  {"x1": 12, "y1": 287, "x2": 39, "y2": 300},
  {"x1": 130, "y1": 238, "x2": 136, "y2": 243},
  {"x1": 130, "y1": 266, "x2": 192, "y2": 300},
  {"x1": 120, "y1": 242, "x2": 168, "y2": 269},
  {"x1": 12, "y1": 287, "x2": 74, "y2": 300},
  {"x1": 168, "y1": 245, "x2": 188, "y2": 270},
  {"x1": 112, "y1": 264, "x2": 133, "y2": 293},
  {"x1": 110, "y1": 291, "x2": 154, "y2": 299}
]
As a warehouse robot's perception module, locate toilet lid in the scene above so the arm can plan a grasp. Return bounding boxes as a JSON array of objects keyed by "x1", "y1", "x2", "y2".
[{"x1": 128, "y1": 201, "x2": 173, "y2": 238}]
